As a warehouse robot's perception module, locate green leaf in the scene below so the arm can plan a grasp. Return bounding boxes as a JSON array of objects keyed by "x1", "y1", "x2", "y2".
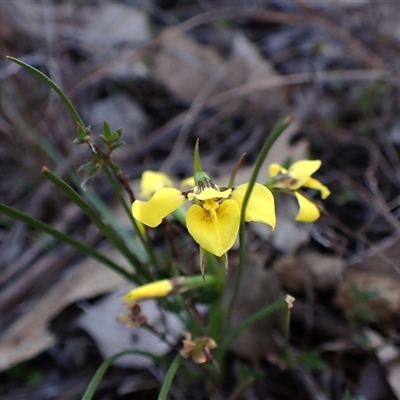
[
  {"x1": 81, "y1": 350, "x2": 166, "y2": 400},
  {"x1": 102, "y1": 120, "x2": 112, "y2": 140},
  {"x1": 157, "y1": 354, "x2": 182, "y2": 400},
  {"x1": 7, "y1": 56, "x2": 85, "y2": 127},
  {"x1": 0, "y1": 202, "x2": 135, "y2": 282},
  {"x1": 42, "y1": 167, "x2": 149, "y2": 280}
]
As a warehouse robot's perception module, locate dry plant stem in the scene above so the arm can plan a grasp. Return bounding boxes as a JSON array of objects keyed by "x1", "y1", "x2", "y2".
[
  {"x1": 228, "y1": 153, "x2": 247, "y2": 188},
  {"x1": 67, "y1": 8, "x2": 303, "y2": 97},
  {"x1": 124, "y1": 69, "x2": 389, "y2": 166},
  {"x1": 114, "y1": 170, "x2": 135, "y2": 203},
  {"x1": 101, "y1": 165, "x2": 158, "y2": 271},
  {"x1": 0, "y1": 244, "x2": 77, "y2": 315},
  {"x1": 161, "y1": 58, "x2": 235, "y2": 172},
  {"x1": 226, "y1": 376, "x2": 255, "y2": 400},
  {"x1": 226, "y1": 116, "x2": 292, "y2": 326},
  {"x1": 297, "y1": 0, "x2": 382, "y2": 68},
  {"x1": 206, "y1": 70, "x2": 389, "y2": 111},
  {"x1": 70, "y1": 4, "x2": 379, "y2": 95}
]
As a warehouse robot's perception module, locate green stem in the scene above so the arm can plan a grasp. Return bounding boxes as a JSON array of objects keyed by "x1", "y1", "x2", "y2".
[
  {"x1": 81, "y1": 350, "x2": 166, "y2": 400},
  {"x1": 282, "y1": 297, "x2": 293, "y2": 366},
  {"x1": 185, "y1": 274, "x2": 217, "y2": 290},
  {"x1": 157, "y1": 353, "x2": 182, "y2": 400},
  {"x1": 42, "y1": 167, "x2": 148, "y2": 279},
  {"x1": 227, "y1": 116, "x2": 292, "y2": 325},
  {"x1": 102, "y1": 165, "x2": 158, "y2": 270},
  {"x1": 7, "y1": 56, "x2": 85, "y2": 127},
  {"x1": 0, "y1": 203, "x2": 134, "y2": 282},
  {"x1": 219, "y1": 297, "x2": 286, "y2": 363}
]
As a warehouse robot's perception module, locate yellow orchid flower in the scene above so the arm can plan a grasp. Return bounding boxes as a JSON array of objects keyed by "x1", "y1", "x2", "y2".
[
  {"x1": 268, "y1": 160, "x2": 330, "y2": 223},
  {"x1": 132, "y1": 174, "x2": 276, "y2": 257},
  {"x1": 136, "y1": 171, "x2": 195, "y2": 229},
  {"x1": 139, "y1": 171, "x2": 173, "y2": 199},
  {"x1": 139, "y1": 171, "x2": 196, "y2": 199}
]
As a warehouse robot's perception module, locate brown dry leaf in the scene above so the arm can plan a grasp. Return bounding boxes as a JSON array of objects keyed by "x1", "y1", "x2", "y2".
[
  {"x1": 82, "y1": 3, "x2": 150, "y2": 48},
  {"x1": 274, "y1": 251, "x2": 344, "y2": 293},
  {"x1": 0, "y1": 2, "x2": 80, "y2": 41},
  {"x1": 334, "y1": 271, "x2": 400, "y2": 325},
  {"x1": 361, "y1": 330, "x2": 400, "y2": 399},
  {"x1": 376, "y1": 339, "x2": 400, "y2": 399},
  {"x1": 334, "y1": 236, "x2": 400, "y2": 325},
  {"x1": 153, "y1": 29, "x2": 288, "y2": 118},
  {"x1": 226, "y1": 32, "x2": 288, "y2": 117},
  {"x1": 153, "y1": 28, "x2": 225, "y2": 103},
  {"x1": 0, "y1": 249, "x2": 127, "y2": 372}
]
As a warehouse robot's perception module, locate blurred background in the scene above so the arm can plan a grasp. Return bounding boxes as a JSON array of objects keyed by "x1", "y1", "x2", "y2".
[{"x1": 1, "y1": 1, "x2": 400, "y2": 399}]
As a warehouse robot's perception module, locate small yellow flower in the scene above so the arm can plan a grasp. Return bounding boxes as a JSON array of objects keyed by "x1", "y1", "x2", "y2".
[
  {"x1": 123, "y1": 277, "x2": 188, "y2": 303},
  {"x1": 132, "y1": 174, "x2": 276, "y2": 257},
  {"x1": 268, "y1": 160, "x2": 330, "y2": 222},
  {"x1": 180, "y1": 331, "x2": 217, "y2": 364},
  {"x1": 123, "y1": 279, "x2": 174, "y2": 302}
]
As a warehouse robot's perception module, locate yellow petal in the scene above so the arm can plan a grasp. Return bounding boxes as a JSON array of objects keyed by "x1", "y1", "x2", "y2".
[
  {"x1": 188, "y1": 187, "x2": 232, "y2": 201},
  {"x1": 231, "y1": 183, "x2": 276, "y2": 229},
  {"x1": 179, "y1": 177, "x2": 196, "y2": 191},
  {"x1": 123, "y1": 279, "x2": 173, "y2": 302},
  {"x1": 186, "y1": 200, "x2": 240, "y2": 257},
  {"x1": 139, "y1": 171, "x2": 173, "y2": 199},
  {"x1": 132, "y1": 188, "x2": 186, "y2": 227},
  {"x1": 268, "y1": 163, "x2": 287, "y2": 177},
  {"x1": 302, "y1": 177, "x2": 331, "y2": 199},
  {"x1": 288, "y1": 160, "x2": 322, "y2": 188},
  {"x1": 294, "y1": 192, "x2": 321, "y2": 222}
]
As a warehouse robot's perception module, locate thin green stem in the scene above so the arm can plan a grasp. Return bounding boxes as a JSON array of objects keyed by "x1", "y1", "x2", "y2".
[
  {"x1": 227, "y1": 116, "x2": 292, "y2": 325},
  {"x1": 81, "y1": 350, "x2": 166, "y2": 400},
  {"x1": 0, "y1": 203, "x2": 135, "y2": 282},
  {"x1": 282, "y1": 296, "x2": 293, "y2": 366},
  {"x1": 7, "y1": 56, "x2": 85, "y2": 127},
  {"x1": 219, "y1": 297, "x2": 286, "y2": 363},
  {"x1": 158, "y1": 353, "x2": 182, "y2": 400},
  {"x1": 42, "y1": 167, "x2": 149, "y2": 279}
]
